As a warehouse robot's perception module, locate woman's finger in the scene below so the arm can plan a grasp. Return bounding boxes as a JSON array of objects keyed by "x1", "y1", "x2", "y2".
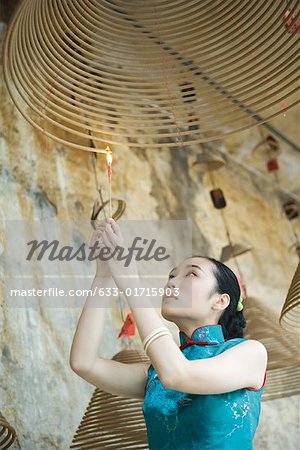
[
  {"x1": 93, "y1": 224, "x2": 106, "y2": 239},
  {"x1": 103, "y1": 226, "x2": 117, "y2": 248},
  {"x1": 93, "y1": 230, "x2": 104, "y2": 241},
  {"x1": 95, "y1": 224, "x2": 106, "y2": 232},
  {"x1": 91, "y1": 228, "x2": 105, "y2": 246},
  {"x1": 101, "y1": 232, "x2": 114, "y2": 257},
  {"x1": 108, "y1": 218, "x2": 122, "y2": 240}
]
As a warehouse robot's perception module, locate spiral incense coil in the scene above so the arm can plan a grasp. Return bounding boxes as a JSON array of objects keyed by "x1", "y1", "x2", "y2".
[
  {"x1": 279, "y1": 262, "x2": 300, "y2": 334},
  {"x1": 220, "y1": 242, "x2": 252, "y2": 262},
  {"x1": 90, "y1": 198, "x2": 126, "y2": 229},
  {"x1": 0, "y1": 414, "x2": 17, "y2": 450},
  {"x1": 3, "y1": 0, "x2": 300, "y2": 151},
  {"x1": 244, "y1": 296, "x2": 300, "y2": 400},
  {"x1": 191, "y1": 151, "x2": 225, "y2": 172},
  {"x1": 283, "y1": 200, "x2": 299, "y2": 220},
  {"x1": 252, "y1": 134, "x2": 281, "y2": 157}
]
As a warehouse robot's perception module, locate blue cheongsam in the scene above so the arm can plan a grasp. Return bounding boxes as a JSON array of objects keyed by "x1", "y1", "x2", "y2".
[{"x1": 142, "y1": 324, "x2": 267, "y2": 450}]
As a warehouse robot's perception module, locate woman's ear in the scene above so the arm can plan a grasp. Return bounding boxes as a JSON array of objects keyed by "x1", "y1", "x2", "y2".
[{"x1": 213, "y1": 293, "x2": 230, "y2": 312}]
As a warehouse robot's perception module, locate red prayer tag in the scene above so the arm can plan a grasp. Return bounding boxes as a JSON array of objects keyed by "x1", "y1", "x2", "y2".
[
  {"x1": 118, "y1": 312, "x2": 136, "y2": 338},
  {"x1": 267, "y1": 158, "x2": 279, "y2": 172},
  {"x1": 282, "y1": 10, "x2": 300, "y2": 34}
]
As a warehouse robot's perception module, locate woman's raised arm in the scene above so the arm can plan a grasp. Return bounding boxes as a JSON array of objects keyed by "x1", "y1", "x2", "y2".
[
  {"x1": 69, "y1": 274, "x2": 151, "y2": 399},
  {"x1": 69, "y1": 220, "x2": 152, "y2": 399}
]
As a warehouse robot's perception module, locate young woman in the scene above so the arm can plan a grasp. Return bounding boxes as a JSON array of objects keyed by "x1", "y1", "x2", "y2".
[{"x1": 70, "y1": 218, "x2": 267, "y2": 450}]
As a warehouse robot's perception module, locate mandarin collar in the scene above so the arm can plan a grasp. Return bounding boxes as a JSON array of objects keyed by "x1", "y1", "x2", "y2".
[{"x1": 179, "y1": 324, "x2": 225, "y2": 350}]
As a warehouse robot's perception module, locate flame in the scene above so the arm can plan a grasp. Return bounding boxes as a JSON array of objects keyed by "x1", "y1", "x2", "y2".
[{"x1": 106, "y1": 146, "x2": 113, "y2": 165}]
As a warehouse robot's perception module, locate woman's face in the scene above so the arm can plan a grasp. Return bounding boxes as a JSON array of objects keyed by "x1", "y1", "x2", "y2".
[{"x1": 161, "y1": 256, "x2": 224, "y2": 325}]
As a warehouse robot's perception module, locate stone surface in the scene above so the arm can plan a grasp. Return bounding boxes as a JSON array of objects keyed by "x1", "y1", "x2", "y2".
[{"x1": 0, "y1": 4, "x2": 299, "y2": 450}]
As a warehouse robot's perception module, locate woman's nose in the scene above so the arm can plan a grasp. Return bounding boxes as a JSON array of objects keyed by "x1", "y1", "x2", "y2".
[{"x1": 168, "y1": 279, "x2": 178, "y2": 289}]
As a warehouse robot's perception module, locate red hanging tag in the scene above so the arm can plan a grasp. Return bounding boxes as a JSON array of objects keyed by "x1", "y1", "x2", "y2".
[
  {"x1": 266, "y1": 158, "x2": 279, "y2": 172},
  {"x1": 118, "y1": 312, "x2": 136, "y2": 338},
  {"x1": 282, "y1": 10, "x2": 300, "y2": 34}
]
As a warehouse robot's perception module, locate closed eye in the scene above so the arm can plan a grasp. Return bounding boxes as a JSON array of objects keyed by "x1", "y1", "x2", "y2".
[
  {"x1": 168, "y1": 271, "x2": 197, "y2": 278},
  {"x1": 187, "y1": 271, "x2": 197, "y2": 277}
]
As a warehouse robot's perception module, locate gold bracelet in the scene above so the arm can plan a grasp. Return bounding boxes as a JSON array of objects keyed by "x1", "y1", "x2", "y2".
[{"x1": 144, "y1": 330, "x2": 173, "y2": 354}]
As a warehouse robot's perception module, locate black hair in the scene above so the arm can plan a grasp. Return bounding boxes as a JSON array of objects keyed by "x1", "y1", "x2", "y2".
[{"x1": 191, "y1": 255, "x2": 246, "y2": 340}]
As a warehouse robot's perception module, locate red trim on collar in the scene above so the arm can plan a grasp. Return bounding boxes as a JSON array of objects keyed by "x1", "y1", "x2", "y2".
[
  {"x1": 179, "y1": 324, "x2": 224, "y2": 349},
  {"x1": 180, "y1": 339, "x2": 220, "y2": 351}
]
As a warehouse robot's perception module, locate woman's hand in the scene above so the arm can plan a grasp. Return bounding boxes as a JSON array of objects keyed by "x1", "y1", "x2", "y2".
[
  {"x1": 100, "y1": 218, "x2": 140, "y2": 292},
  {"x1": 90, "y1": 219, "x2": 113, "y2": 277}
]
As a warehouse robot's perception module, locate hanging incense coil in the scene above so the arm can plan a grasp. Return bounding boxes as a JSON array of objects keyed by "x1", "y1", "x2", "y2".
[
  {"x1": 210, "y1": 188, "x2": 226, "y2": 209},
  {"x1": 91, "y1": 198, "x2": 126, "y2": 229},
  {"x1": 279, "y1": 262, "x2": 300, "y2": 333},
  {"x1": 253, "y1": 134, "x2": 281, "y2": 157},
  {"x1": 265, "y1": 135, "x2": 281, "y2": 153},
  {"x1": 220, "y1": 242, "x2": 252, "y2": 262},
  {"x1": 288, "y1": 240, "x2": 300, "y2": 259},
  {"x1": 283, "y1": 200, "x2": 299, "y2": 220},
  {"x1": 0, "y1": 413, "x2": 17, "y2": 450},
  {"x1": 70, "y1": 348, "x2": 150, "y2": 449},
  {"x1": 3, "y1": 1, "x2": 300, "y2": 150},
  {"x1": 244, "y1": 296, "x2": 300, "y2": 401},
  {"x1": 192, "y1": 152, "x2": 225, "y2": 173}
]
